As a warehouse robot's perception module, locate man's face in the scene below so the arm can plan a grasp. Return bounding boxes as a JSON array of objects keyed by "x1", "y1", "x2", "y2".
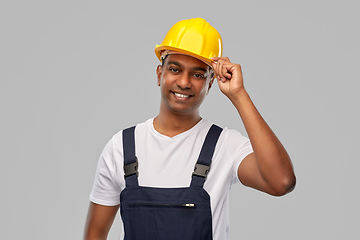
[{"x1": 156, "y1": 54, "x2": 213, "y2": 116}]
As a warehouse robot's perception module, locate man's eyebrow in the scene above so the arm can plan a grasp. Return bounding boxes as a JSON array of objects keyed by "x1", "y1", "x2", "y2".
[
  {"x1": 192, "y1": 66, "x2": 208, "y2": 73},
  {"x1": 167, "y1": 61, "x2": 208, "y2": 73},
  {"x1": 167, "y1": 61, "x2": 182, "y2": 68}
]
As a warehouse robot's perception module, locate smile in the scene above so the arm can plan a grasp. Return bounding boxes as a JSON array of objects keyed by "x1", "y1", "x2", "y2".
[{"x1": 173, "y1": 92, "x2": 192, "y2": 98}]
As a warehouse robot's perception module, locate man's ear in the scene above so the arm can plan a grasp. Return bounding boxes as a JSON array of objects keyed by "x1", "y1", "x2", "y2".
[
  {"x1": 156, "y1": 65, "x2": 162, "y2": 86},
  {"x1": 206, "y1": 75, "x2": 215, "y2": 95}
]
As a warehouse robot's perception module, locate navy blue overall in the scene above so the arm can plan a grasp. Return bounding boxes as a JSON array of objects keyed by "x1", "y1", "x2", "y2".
[{"x1": 120, "y1": 124, "x2": 222, "y2": 240}]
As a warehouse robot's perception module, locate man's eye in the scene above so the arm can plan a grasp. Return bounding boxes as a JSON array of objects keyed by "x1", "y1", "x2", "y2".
[
  {"x1": 169, "y1": 67, "x2": 179, "y2": 73},
  {"x1": 194, "y1": 73, "x2": 205, "y2": 79}
]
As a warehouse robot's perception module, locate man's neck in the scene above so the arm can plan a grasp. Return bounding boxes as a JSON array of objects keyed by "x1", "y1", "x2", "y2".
[{"x1": 153, "y1": 112, "x2": 202, "y2": 137}]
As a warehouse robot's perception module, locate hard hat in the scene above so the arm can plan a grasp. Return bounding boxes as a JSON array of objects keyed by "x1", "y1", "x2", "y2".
[{"x1": 155, "y1": 18, "x2": 223, "y2": 67}]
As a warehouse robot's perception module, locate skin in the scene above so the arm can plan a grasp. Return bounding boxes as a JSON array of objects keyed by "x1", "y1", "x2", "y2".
[
  {"x1": 211, "y1": 56, "x2": 296, "y2": 196},
  {"x1": 153, "y1": 54, "x2": 214, "y2": 137},
  {"x1": 84, "y1": 203, "x2": 119, "y2": 240},
  {"x1": 84, "y1": 54, "x2": 296, "y2": 239}
]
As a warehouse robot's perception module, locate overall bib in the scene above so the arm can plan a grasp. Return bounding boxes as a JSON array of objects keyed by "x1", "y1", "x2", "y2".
[{"x1": 120, "y1": 125, "x2": 222, "y2": 240}]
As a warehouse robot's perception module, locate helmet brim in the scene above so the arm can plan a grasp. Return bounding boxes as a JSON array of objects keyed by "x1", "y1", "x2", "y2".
[{"x1": 155, "y1": 45, "x2": 214, "y2": 68}]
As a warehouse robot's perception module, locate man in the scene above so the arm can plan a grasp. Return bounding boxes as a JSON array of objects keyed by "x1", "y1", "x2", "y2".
[{"x1": 84, "y1": 18, "x2": 296, "y2": 240}]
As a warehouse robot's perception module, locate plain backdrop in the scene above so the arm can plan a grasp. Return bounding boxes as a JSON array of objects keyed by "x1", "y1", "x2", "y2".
[{"x1": 1, "y1": 0, "x2": 359, "y2": 239}]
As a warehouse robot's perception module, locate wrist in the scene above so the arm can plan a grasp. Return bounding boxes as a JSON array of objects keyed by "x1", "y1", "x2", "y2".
[{"x1": 228, "y1": 88, "x2": 250, "y2": 106}]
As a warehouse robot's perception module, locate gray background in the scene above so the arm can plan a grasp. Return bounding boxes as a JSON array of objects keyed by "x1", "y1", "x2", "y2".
[{"x1": 1, "y1": 0, "x2": 359, "y2": 239}]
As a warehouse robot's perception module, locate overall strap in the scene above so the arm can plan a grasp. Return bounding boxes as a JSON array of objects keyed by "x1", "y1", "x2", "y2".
[
  {"x1": 190, "y1": 124, "x2": 223, "y2": 188},
  {"x1": 122, "y1": 126, "x2": 139, "y2": 187}
]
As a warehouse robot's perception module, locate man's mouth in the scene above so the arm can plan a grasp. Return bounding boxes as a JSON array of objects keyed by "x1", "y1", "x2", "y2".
[{"x1": 172, "y1": 92, "x2": 192, "y2": 98}]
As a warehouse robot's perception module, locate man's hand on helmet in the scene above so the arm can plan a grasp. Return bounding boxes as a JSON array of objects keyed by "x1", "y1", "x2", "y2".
[{"x1": 211, "y1": 57, "x2": 246, "y2": 101}]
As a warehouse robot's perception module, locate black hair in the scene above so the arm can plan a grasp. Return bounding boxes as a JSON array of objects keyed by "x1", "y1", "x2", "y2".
[{"x1": 161, "y1": 54, "x2": 169, "y2": 67}]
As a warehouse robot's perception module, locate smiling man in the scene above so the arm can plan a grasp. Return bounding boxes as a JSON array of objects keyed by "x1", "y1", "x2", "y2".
[
  {"x1": 154, "y1": 53, "x2": 214, "y2": 136},
  {"x1": 84, "y1": 18, "x2": 296, "y2": 240}
]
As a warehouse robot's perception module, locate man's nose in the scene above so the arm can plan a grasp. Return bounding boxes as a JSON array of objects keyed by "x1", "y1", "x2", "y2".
[{"x1": 177, "y1": 73, "x2": 191, "y2": 89}]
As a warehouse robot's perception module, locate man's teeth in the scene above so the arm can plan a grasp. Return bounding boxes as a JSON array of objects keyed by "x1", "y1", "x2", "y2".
[{"x1": 174, "y1": 92, "x2": 190, "y2": 98}]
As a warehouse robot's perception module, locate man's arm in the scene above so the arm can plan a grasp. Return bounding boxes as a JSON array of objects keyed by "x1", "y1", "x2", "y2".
[
  {"x1": 212, "y1": 57, "x2": 296, "y2": 196},
  {"x1": 84, "y1": 202, "x2": 119, "y2": 240}
]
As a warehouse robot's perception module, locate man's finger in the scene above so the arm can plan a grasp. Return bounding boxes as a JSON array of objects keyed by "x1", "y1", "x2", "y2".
[{"x1": 211, "y1": 57, "x2": 230, "y2": 62}]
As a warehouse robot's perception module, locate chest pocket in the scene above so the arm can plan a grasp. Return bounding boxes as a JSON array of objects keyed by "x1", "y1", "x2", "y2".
[{"x1": 120, "y1": 125, "x2": 222, "y2": 240}]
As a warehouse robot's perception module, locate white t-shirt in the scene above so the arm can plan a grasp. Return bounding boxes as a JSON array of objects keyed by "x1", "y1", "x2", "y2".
[{"x1": 90, "y1": 118, "x2": 253, "y2": 240}]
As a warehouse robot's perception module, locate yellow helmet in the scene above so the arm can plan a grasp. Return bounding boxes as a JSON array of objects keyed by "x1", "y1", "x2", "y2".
[{"x1": 155, "y1": 18, "x2": 223, "y2": 67}]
